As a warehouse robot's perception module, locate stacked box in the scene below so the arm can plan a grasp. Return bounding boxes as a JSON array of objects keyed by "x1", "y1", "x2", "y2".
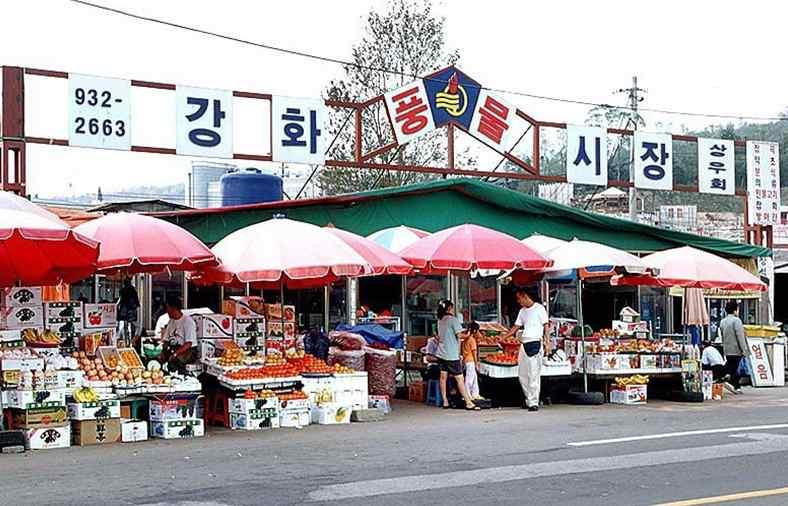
[
  {"x1": 9, "y1": 402, "x2": 68, "y2": 429},
  {"x1": 194, "y1": 313, "x2": 234, "y2": 339},
  {"x1": 301, "y1": 375, "x2": 336, "y2": 405},
  {"x1": 223, "y1": 296, "x2": 266, "y2": 318},
  {"x1": 310, "y1": 403, "x2": 352, "y2": 425},
  {"x1": 25, "y1": 425, "x2": 71, "y2": 450},
  {"x1": 43, "y1": 301, "x2": 84, "y2": 345},
  {"x1": 279, "y1": 407, "x2": 310, "y2": 428},
  {"x1": 233, "y1": 317, "x2": 266, "y2": 349},
  {"x1": 72, "y1": 418, "x2": 121, "y2": 446},
  {"x1": 230, "y1": 409, "x2": 280, "y2": 430},
  {"x1": 334, "y1": 372, "x2": 369, "y2": 410},
  {"x1": 83, "y1": 303, "x2": 117, "y2": 329},
  {"x1": 150, "y1": 419, "x2": 205, "y2": 439},
  {"x1": 1, "y1": 305, "x2": 44, "y2": 331},
  {"x1": 121, "y1": 419, "x2": 148, "y2": 442},
  {"x1": 149, "y1": 394, "x2": 204, "y2": 439},
  {"x1": 6, "y1": 388, "x2": 66, "y2": 409},
  {"x1": 1, "y1": 287, "x2": 43, "y2": 308},
  {"x1": 67, "y1": 399, "x2": 121, "y2": 420}
]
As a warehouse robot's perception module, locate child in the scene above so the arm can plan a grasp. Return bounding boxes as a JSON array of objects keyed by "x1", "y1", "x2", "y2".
[{"x1": 462, "y1": 321, "x2": 482, "y2": 400}]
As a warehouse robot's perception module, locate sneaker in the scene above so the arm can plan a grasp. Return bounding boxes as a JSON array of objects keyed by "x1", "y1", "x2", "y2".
[
  {"x1": 528, "y1": 406, "x2": 539, "y2": 412},
  {"x1": 723, "y1": 382, "x2": 736, "y2": 394},
  {"x1": 734, "y1": 387, "x2": 743, "y2": 395}
]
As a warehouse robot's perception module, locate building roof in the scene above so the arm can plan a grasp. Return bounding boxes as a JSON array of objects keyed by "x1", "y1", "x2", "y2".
[
  {"x1": 89, "y1": 199, "x2": 191, "y2": 213},
  {"x1": 43, "y1": 205, "x2": 102, "y2": 227},
  {"x1": 153, "y1": 178, "x2": 770, "y2": 258}
]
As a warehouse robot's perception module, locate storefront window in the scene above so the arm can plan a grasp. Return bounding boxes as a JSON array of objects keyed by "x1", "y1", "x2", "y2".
[
  {"x1": 329, "y1": 281, "x2": 347, "y2": 330},
  {"x1": 639, "y1": 286, "x2": 668, "y2": 336},
  {"x1": 548, "y1": 282, "x2": 578, "y2": 320},
  {"x1": 406, "y1": 275, "x2": 447, "y2": 336},
  {"x1": 470, "y1": 276, "x2": 498, "y2": 323},
  {"x1": 151, "y1": 271, "x2": 184, "y2": 328}
]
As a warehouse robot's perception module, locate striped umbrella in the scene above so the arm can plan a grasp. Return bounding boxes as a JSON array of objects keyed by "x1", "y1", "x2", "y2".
[{"x1": 367, "y1": 226, "x2": 429, "y2": 253}]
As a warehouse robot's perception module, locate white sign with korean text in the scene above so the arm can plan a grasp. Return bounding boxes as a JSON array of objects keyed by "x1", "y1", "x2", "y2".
[
  {"x1": 384, "y1": 80, "x2": 435, "y2": 145},
  {"x1": 634, "y1": 132, "x2": 673, "y2": 191},
  {"x1": 271, "y1": 96, "x2": 327, "y2": 165},
  {"x1": 746, "y1": 141, "x2": 781, "y2": 225},
  {"x1": 566, "y1": 125, "x2": 608, "y2": 186},
  {"x1": 68, "y1": 74, "x2": 131, "y2": 151},
  {"x1": 176, "y1": 86, "x2": 233, "y2": 158},
  {"x1": 698, "y1": 138, "x2": 735, "y2": 195},
  {"x1": 468, "y1": 90, "x2": 517, "y2": 152},
  {"x1": 747, "y1": 337, "x2": 774, "y2": 387}
]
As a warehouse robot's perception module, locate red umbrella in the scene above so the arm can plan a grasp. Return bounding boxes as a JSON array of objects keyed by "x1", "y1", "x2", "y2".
[
  {"x1": 74, "y1": 213, "x2": 217, "y2": 274},
  {"x1": 192, "y1": 217, "x2": 371, "y2": 288},
  {"x1": 0, "y1": 210, "x2": 99, "y2": 286},
  {"x1": 324, "y1": 227, "x2": 413, "y2": 276},
  {"x1": 613, "y1": 246, "x2": 766, "y2": 291},
  {"x1": 399, "y1": 224, "x2": 552, "y2": 272}
]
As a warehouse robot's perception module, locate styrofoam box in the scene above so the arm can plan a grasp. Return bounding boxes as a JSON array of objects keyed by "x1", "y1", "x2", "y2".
[
  {"x1": 68, "y1": 399, "x2": 121, "y2": 420},
  {"x1": 368, "y1": 395, "x2": 391, "y2": 414},
  {"x1": 228, "y1": 396, "x2": 278, "y2": 415},
  {"x1": 150, "y1": 419, "x2": 205, "y2": 439},
  {"x1": 230, "y1": 410, "x2": 280, "y2": 430},
  {"x1": 25, "y1": 424, "x2": 70, "y2": 450},
  {"x1": 311, "y1": 403, "x2": 352, "y2": 425},
  {"x1": 1, "y1": 287, "x2": 43, "y2": 308},
  {"x1": 333, "y1": 372, "x2": 369, "y2": 410},
  {"x1": 194, "y1": 313, "x2": 234, "y2": 339},
  {"x1": 56, "y1": 370, "x2": 85, "y2": 391},
  {"x1": 279, "y1": 408, "x2": 310, "y2": 428},
  {"x1": 1, "y1": 305, "x2": 44, "y2": 330},
  {"x1": 121, "y1": 419, "x2": 148, "y2": 442},
  {"x1": 149, "y1": 395, "x2": 204, "y2": 422},
  {"x1": 6, "y1": 388, "x2": 66, "y2": 409},
  {"x1": 0, "y1": 355, "x2": 45, "y2": 371},
  {"x1": 610, "y1": 384, "x2": 647, "y2": 405},
  {"x1": 278, "y1": 398, "x2": 310, "y2": 412},
  {"x1": 301, "y1": 376, "x2": 336, "y2": 403}
]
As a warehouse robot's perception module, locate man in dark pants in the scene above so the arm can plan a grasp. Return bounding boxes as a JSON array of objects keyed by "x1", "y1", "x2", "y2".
[{"x1": 719, "y1": 301, "x2": 750, "y2": 394}]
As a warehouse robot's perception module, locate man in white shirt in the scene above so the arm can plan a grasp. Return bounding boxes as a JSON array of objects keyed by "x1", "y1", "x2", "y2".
[
  {"x1": 504, "y1": 288, "x2": 550, "y2": 411},
  {"x1": 701, "y1": 340, "x2": 727, "y2": 382},
  {"x1": 161, "y1": 296, "x2": 197, "y2": 373}
]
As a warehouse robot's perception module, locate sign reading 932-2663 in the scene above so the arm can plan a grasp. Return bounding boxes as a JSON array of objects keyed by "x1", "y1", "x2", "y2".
[
  {"x1": 176, "y1": 86, "x2": 233, "y2": 158},
  {"x1": 68, "y1": 74, "x2": 131, "y2": 150}
]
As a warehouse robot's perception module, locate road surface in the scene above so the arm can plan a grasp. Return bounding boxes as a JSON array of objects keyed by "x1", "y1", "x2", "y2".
[{"x1": 3, "y1": 386, "x2": 788, "y2": 505}]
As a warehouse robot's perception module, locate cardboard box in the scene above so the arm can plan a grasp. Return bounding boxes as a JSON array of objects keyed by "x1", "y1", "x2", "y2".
[
  {"x1": 81, "y1": 330, "x2": 112, "y2": 356},
  {"x1": 83, "y1": 303, "x2": 117, "y2": 329},
  {"x1": 0, "y1": 329, "x2": 21, "y2": 342},
  {"x1": 405, "y1": 335, "x2": 428, "y2": 352},
  {"x1": 150, "y1": 419, "x2": 204, "y2": 439},
  {"x1": 1, "y1": 305, "x2": 44, "y2": 330},
  {"x1": 194, "y1": 313, "x2": 234, "y2": 339},
  {"x1": 230, "y1": 410, "x2": 280, "y2": 430},
  {"x1": 640, "y1": 354, "x2": 659, "y2": 370},
  {"x1": 311, "y1": 403, "x2": 352, "y2": 425},
  {"x1": 25, "y1": 424, "x2": 70, "y2": 450},
  {"x1": 612, "y1": 320, "x2": 650, "y2": 336},
  {"x1": 149, "y1": 395, "x2": 204, "y2": 421},
  {"x1": 233, "y1": 317, "x2": 266, "y2": 346},
  {"x1": 278, "y1": 397, "x2": 310, "y2": 412},
  {"x1": 301, "y1": 375, "x2": 336, "y2": 405},
  {"x1": 368, "y1": 395, "x2": 391, "y2": 414},
  {"x1": 43, "y1": 301, "x2": 83, "y2": 324},
  {"x1": 610, "y1": 384, "x2": 647, "y2": 405},
  {"x1": 267, "y1": 321, "x2": 296, "y2": 339},
  {"x1": 712, "y1": 382, "x2": 724, "y2": 400},
  {"x1": 334, "y1": 372, "x2": 369, "y2": 410},
  {"x1": 0, "y1": 354, "x2": 44, "y2": 372},
  {"x1": 68, "y1": 399, "x2": 121, "y2": 420},
  {"x1": 279, "y1": 407, "x2": 310, "y2": 428},
  {"x1": 46, "y1": 319, "x2": 84, "y2": 341},
  {"x1": 121, "y1": 419, "x2": 148, "y2": 442},
  {"x1": 6, "y1": 388, "x2": 66, "y2": 409},
  {"x1": 223, "y1": 296, "x2": 266, "y2": 318},
  {"x1": 408, "y1": 382, "x2": 426, "y2": 403},
  {"x1": 702, "y1": 383, "x2": 712, "y2": 401},
  {"x1": 266, "y1": 336, "x2": 296, "y2": 354},
  {"x1": 199, "y1": 338, "x2": 235, "y2": 359},
  {"x1": 1, "y1": 287, "x2": 42, "y2": 308},
  {"x1": 9, "y1": 403, "x2": 68, "y2": 429},
  {"x1": 228, "y1": 396, "x2": 278, "y2": 414},
  {"x1": 264, "y1": 304, "x2": 296, "y2": 322},
  {"x1": 71, "y1": 418, "x2": 122, "y2": 446},
  {"x1": 619, "y1": 306, "x2": 640, "y2": 323}
]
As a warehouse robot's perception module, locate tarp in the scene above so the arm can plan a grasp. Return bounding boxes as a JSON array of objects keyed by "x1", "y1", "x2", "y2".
[
  {"x1": 156, "y1": 178, "x2": 770, "y2": 259},
  {"x1": 335, "y1": 323, "x2": 404, "y2": 349}
]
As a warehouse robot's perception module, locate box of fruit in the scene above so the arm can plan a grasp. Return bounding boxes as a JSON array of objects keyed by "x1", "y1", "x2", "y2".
[
  {"x1": 1, "y1": 305, "x2": 44, "y2": 330},
  {"x1": 6, "y1": 388, "x2": 66, "y2": 409},
  {"x1": 1, "y1": 287, "x2": 42, "y2": 308},
  {"x1": 83, "y1": 304, "x2": 117, "y2": 329},
  {"x1": 279, "y1": 407, "x2": 310, "y2": 428},
  {"x1": 233, "y1": 317, "x2": 266, "y2": 346},
  {"x1": 149, "y1": 394, "x2": 204, "y2": 422},
  {"x1": 223, "y1": 296, "x2": 265, "y2": 318},
  {"x1": 194, "y1": 313, "x2": 234, "y2": 339},
  {"x1": 68, "y1": 399, "x2": 121, "y2": 420},
  {"x1": 150, "y1": 419, "x2": 205, "y2": 439},
  {"x1": 43, "y1": 301, "x2": 83, "y2": 325},
  {"x1": 230, "y1": 410, "x2": 280, "y2": 430},
  {"x1": 9, "y1": 403, "x2": 68, "y2": 429},
  {"x1": 228, "y1": 395, "x2": 278, "y2": 414},
  {"x1": 25, "y1": 424, "x2": 70, "y2": 450},
  {"x1": 311, "y1": 403, "x2": 352, "y2": 425}
]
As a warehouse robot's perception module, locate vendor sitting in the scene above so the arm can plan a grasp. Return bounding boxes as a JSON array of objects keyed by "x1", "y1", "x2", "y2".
[
  {"x1": 160, "y1": 295, "x2": 197, "y2": 374},
  {"x1": 701, "y1": 339, "x2": 727, "y2": 382}
]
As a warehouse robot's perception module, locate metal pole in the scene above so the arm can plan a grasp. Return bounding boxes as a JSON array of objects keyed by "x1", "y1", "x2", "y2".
[
  {"x1": 244, "y1": 282, "x2": 250, "y2": 296},
  {"x1": 323, "y1": 285, "x2": 330, "y2": 332},
  {"x1": 577, "y1": 277, "x2": 588, "y2": 393},
  {"x1": 401, "y1": 275, "x2": 408, "y2": 334}
]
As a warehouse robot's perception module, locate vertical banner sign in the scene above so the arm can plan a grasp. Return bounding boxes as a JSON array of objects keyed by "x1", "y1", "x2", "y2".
[
  {"x1": 68, "y1": 74, "x2": 131, "y2": 150},
  {"x1": 271, "y1": 96, "x2": 327, "y2": 165},
  {"x1": 566, "y1": 125, "x2": 608, "y2": 186},
  {"x1": 384, "y1": 81, "x2": 435, "y2": 145},
  {"x1": 633, "y1": 132, "x2": 673, "y2": 191},
  {"x1": 698, "y1": 138, "x2": 735, "y2": 195},
  {"x1": 468, "y1": 91, "x2": 517, "y2": 152},
  {"x1": 176, "y1": 86, "x2": 233, "y2": 158},
  {"x1": 746, "y1": 141, "x2": 781, "y2": 225}
]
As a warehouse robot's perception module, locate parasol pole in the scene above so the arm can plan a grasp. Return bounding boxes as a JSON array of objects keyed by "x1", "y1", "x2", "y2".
[{"x1": 577, "y1": 276, "x2": 588, "y2": 393}]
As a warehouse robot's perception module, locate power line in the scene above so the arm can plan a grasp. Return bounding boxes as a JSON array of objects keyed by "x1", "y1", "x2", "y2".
[{"x1": 70, "y1": 0, "x2": 788, "y2": 123}]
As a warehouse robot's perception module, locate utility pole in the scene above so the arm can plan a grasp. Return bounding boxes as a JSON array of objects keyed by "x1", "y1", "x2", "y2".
[{"x1": 616, "y1": 76, "x2": 646, "y2": 222}]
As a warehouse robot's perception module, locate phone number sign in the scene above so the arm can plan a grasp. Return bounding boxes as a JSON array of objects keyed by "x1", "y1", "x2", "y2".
[{"x1": 68, "y1": 74, "x2": 131, "y2": 150}]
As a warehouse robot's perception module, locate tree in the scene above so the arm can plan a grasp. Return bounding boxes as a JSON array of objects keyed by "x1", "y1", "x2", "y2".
[{"x1": 318, "y1": 0, "x2": 469, "y2": 195}]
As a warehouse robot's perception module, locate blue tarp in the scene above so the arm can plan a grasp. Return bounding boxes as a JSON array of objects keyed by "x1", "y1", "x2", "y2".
[{"x1": 335, "y1": 323, "x2": 404, "y2": 349}]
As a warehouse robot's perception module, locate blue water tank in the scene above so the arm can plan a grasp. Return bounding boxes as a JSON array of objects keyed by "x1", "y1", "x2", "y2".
[{"x1": 220, "y1": 168, "x2": 283, "y2": 207}]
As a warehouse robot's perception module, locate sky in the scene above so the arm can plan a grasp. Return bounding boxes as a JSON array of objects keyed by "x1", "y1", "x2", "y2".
[{"x1": 2, "y1": 0, "x2": 786, "y2": 199}]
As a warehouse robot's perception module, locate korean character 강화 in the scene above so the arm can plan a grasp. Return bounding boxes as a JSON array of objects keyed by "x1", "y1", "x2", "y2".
[
  {"x1": 186, "y1": 97, "x2": 226, "y2": 147},
  {"x1": 391, "y1": 86, "x2": 430, "y2": 136},
  {"x1": 281, "y1": 108, "x2": 307, "y2": 148},
  {"x1": 477, "y1": 96, "x2": 510, "y2": 144}
]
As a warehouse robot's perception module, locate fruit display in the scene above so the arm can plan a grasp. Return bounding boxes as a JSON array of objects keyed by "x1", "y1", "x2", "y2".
[
  {"x1": 297, "y1": 355, "x2": 333, "y2": 375},
  {"x1": 118, "y1": 348, "x2": 143, "y2": 369},
  {"x1": 332, "y1": 364, "x2": 354, "y2": 374},
  {"x1": 242, "y1": 387, "x2": 276, "y2": 399},
  {"x1": 278, "y1": 390, "x2": 308, "y2": 401},
  {"x1": 73, "y1": 386, "x2": 99, "y2": 403},
  {"x1": 22, "y1": 328, "x2": 61, "y2": 346},
  {"x1": 582, "y1": 338, "x2": 681, "y2": 354},
  {"x1": 224, "y1": 363, "x2": 300, "y2": 381},
  {"x1": 218, "y1": 348, "x2": 245, "y2": 367},
  {"x1": 614, "y1": 375, "x2": 649, "y2": 387},
  {"x1": 483, "y1": 352, "x2": 518, "y2": 366}
]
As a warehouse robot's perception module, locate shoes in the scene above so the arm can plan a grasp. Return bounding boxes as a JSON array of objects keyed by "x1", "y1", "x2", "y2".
[
  {"x1": 723, "y1": 382, "x2": 736, "y2": 394},
  {"x1": 733, "y1": 388, "x2": 743, "y2": 395},
  {"x1": 528, "y1": 406, "x2": 539, "y2": 412}
]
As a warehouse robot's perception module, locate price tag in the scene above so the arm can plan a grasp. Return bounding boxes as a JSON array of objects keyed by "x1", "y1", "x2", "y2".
[
  {"x1": 176, "y1": 86, "x2": 233, "y2": 158},
  {"x1": 68, "y1": 74, "x2": 131, "y2": 150}
]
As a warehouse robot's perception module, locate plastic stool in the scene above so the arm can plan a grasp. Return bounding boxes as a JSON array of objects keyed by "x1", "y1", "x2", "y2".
[
  {"x1": 426, "y1": 379, "x2": 443, "y2": 407},
  {"x1": 204, "y1": 389, "x2": 231, "y2": 428}
]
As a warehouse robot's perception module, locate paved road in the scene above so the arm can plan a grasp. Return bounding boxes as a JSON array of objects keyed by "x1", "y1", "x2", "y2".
[{"x1": 3, "y1": 387, "x2": 788, "y2": 505}]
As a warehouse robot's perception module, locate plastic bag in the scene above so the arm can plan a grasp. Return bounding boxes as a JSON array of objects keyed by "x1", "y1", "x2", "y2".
[
  {"x1": 364, "y1": 346, "x2": 396, "y2": 396},
  {"x1": 328, "y1": 331, "x2": 367, "y2": 351},
  {"x1": 328, "y1": 347, "x2": 366, "y2": 371}
]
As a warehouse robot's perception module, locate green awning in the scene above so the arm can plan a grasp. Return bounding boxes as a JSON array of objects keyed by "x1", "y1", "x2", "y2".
[{"x1": 157, "y1": 178, "x2": 770, "y2": 259}]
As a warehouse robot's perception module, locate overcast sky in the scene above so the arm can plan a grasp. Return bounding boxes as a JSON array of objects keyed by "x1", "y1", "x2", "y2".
[{"x1": 3, "y1": 0, "x2": 786, "y2": 199}]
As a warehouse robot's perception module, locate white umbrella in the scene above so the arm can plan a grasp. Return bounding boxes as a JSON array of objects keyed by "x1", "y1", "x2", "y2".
[
  {"x1": 543, "y1": 239, "x2": 649, "y2": 274},
  {"x1": 521, "y1": 234, "x2": 568, "y2": 255}
]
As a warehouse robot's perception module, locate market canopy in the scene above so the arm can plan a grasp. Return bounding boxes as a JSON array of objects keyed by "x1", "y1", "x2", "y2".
[{"x1": 154, "y1": 178, "x2": 771, "y2": 259}]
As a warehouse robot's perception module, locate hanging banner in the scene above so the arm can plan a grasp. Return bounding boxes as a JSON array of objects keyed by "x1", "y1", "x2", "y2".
[
  {"x1": 468, "y1": 91, "x2": 517, "y2": 152},
  {"x1": 384, "y1": 80, "x2": 435, "y2": 146},
  {"x1": 271, "y1": 96, "x2": 327, "y2": 165},
  {"x1": 633, "y1": 132, "x2": 673, "y2": 191},
  {"x1": 697, "y1": 138, "x2": 735, "y2": 195},
  {"x1": 746, "y1": 141, "x2": 780, "y2": 225},
  {"x1": 175, "y1": 86, "x2": 233, "y2": 158},
  {"x1": 566, "y1": 125, "x2": 608, "y2": 186},
  {"x1": 68, "y1": 74, "x2": 131, "y2": 151}
]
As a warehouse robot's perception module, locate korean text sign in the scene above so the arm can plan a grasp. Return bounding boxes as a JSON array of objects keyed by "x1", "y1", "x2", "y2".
[
  {"x1": 271, "y1": 96, "x2": 327, "y2": 165},
  {"x1": 68, "y1": 74, "x2": 131, "y2": 151},
  {"x1": 746, "y1": 141, "x2": 781, "y2": 225},
  {"x1": 566, "y1": 125, "x2": 607, "y2": 186},
  {"x1": 633, "y1": 132, "x2": 673, "y2": 191},
  {"x1": 384, "y1": 81, "x2": 435, "y2": 145},
  {"x1": 176, "y1": 86, "x2": 233, "y2": 158},
  {"x1": 698, "y1": 138, "x2": 735, "y2": 196},
  {"x1": 468, "y1": 91, "x2": 518, "y2": 152}
]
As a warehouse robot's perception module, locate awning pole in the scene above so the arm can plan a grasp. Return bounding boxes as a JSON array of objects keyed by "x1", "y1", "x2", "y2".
[{"x1": 578, "y1": 277, "x2": 588, "y2": 393}]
